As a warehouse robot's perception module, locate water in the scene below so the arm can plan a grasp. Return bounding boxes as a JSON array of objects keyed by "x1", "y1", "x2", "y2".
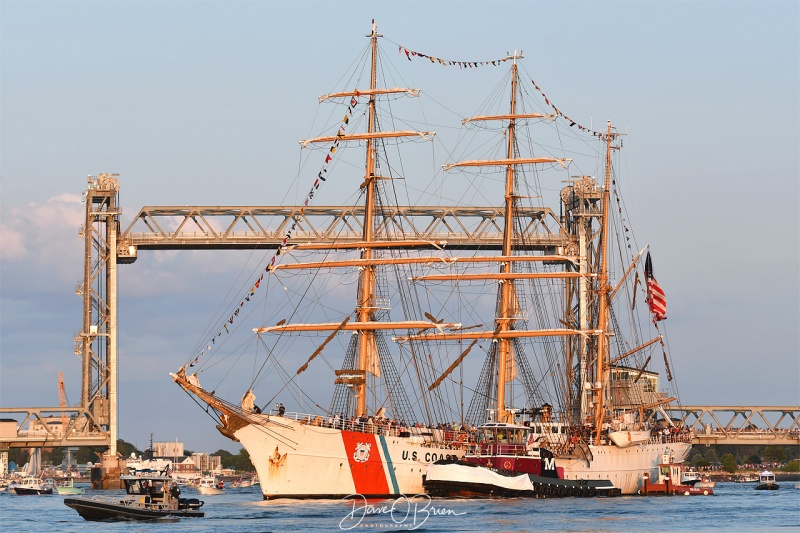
[{"x1": 1, "y1": 482, "x2": 798, "y2": 532}]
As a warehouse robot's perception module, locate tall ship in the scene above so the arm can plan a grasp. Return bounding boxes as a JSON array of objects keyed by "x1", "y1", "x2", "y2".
[{"x1": 172, "y1": 20, "x2": 690, "y2": 499}]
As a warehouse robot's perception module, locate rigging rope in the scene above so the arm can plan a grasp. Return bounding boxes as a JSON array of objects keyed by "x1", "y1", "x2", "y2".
[{"x1": 187, "y1": 96, "x2": 363, "y2": 370}]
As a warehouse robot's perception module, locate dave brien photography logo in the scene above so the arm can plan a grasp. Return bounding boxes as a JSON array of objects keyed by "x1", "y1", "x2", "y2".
[{"x1": 339, "y1": 494, "x2": 465, "y2": 530}]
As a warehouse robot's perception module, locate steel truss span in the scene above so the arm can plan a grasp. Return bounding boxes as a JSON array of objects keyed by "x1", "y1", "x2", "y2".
[
  {"x1": 116, "y1": 204, "x2": 567, "y2": 258},
  {"x1": 666, "y1": 405, "x2": 800, "y2": 446}
]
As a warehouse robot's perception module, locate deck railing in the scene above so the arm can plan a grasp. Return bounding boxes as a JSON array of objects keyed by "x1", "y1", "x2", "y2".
[{"x1": 274, "y1": 412, "x2": 472, "y2": 448}]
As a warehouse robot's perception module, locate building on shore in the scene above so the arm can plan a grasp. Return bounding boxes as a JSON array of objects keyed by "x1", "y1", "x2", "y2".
[{"x1": 124, "y1": 441, "x2": 222, "y2": 479}]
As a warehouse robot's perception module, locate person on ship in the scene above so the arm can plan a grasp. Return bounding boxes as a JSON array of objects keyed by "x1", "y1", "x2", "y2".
[{"x1": 278, "y1": 403, "x2": 285, "y2": 417}]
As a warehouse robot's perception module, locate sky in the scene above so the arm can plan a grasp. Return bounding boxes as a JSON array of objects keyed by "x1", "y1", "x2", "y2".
[{"x1": 1, "y1": 1, "x2": 798, "y2": 454}]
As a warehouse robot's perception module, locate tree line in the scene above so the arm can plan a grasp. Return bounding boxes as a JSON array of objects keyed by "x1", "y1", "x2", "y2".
[
  {"x1": 6, "y1": 439, "x2": 254, "y2": 473},
  {"x1": 687, "y1": 444, "x2": 799, "y2": 473}
]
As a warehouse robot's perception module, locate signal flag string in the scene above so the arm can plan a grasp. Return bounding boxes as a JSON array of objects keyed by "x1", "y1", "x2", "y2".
[
  {"x1": 393, "y1": 40, "x2": 615, "y2": 141},
  {"x1": 188, "y1": 93, "x2": 361, "y2": 368}
]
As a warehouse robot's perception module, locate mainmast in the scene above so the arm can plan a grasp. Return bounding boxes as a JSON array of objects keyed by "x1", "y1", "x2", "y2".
[
  {"x1": 495, "y1": 53, "x2": 520, "y2": 424},
  {"x1": 593, "y1": 121, "x2": 617, "y2": 442},
  {"x1": 434, "y1": 52, "x2": 576, "y2": 424}
]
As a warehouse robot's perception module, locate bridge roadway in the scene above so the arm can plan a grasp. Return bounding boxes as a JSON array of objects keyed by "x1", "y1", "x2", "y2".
[
  {"x1": 666, "y1": 405, "x2": 800, "y2": 446},
  {"x1": 1, "y1": 404, "x2": 797, "y2": 449},
  {"x1": 114, "y1": 204, "x2": 568, "y2": 257}
]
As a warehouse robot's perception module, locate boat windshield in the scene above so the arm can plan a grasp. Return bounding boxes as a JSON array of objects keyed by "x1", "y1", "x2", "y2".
[
  {"x1": 477, "y1": 426, "x2": 527, "y2": 444},
  {"x1": 124, "y1": 478, "x2": 167, "y2": 495}
]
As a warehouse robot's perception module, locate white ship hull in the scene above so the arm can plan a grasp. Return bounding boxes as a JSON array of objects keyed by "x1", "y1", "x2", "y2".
[
  {"x1": 557, "y1": 439, "x2": 691, "y2": 495},
  {"x1": 234, "y1": 416, "x2": 463, "y2": 499}
]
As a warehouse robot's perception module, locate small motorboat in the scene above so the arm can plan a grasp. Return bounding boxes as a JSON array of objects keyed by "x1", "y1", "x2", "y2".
[
  {"x1": 754, "y1": 471, "x2": 779, "y2": 490},
  {"x1": 55, "y1": 478, "x2": 86, "y2": 495},
  {"x1": 196, "y1": 476, "x2": 225, "y2": 495},
  {"x1": 680, "y1": 468, "x2": 701, "y2": 486},
  {"x1": 695, "y1": 477, "x2": 716, "y2": 489},
  {"x1": 64, "y1": 473, "x2": 204, "y2": 520},
  {"x1": 608, "y1": 429, "x2": 652, "y2": 448},
  {"x1": 10, "y1": 477, "x2": 54, "y2": 495},
  {"x1": 680, "y1": 468, "x2": 716, "y2": 488}
]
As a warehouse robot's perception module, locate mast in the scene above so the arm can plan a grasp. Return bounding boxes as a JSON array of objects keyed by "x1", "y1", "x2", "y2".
[
  {"x1": 258, "y1": 23, "x2": 435, "y2": 420},
  {"x1": 495, "y1": 52, "x2": 520, "y2": 424},
  {"x1": 439, "y1": 52, "x2": 575, "y2": 424},
  {"x1": 593, "y1": 120, "x2": 615, "y2": 442},
  {"x1": 355, "y1": 19, "x2": 381, "y2": 417}
]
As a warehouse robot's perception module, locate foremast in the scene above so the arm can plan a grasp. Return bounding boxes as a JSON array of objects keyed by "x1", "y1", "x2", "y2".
[
  {"x1": 355, "y1": 19, "x2": 381, "y2": 418},
  {"x1": 260, "y1": 20, "x2": 438, "y2": 418}
]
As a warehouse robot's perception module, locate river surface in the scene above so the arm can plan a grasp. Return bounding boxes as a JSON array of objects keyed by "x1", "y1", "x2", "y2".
[{"x1": 1, "y1": 481, "x2": 798, "y2": 532}]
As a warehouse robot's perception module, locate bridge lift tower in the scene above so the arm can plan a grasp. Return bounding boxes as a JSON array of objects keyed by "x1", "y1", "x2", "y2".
[
  {"x1": 0, "y1": 175, "x2": 123, "y2": 481},
  {"x1": 0, "y1": 176, "x2": 122, "y2": 450}
]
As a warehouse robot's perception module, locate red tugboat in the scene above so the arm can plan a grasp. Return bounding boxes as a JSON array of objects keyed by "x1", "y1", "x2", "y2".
[
  {"x1": 639, "y1": 452, "x2": 713, "y2": 496},
  {"x1": 424, "y1": 421, "x2": 621, "y2": 498}
]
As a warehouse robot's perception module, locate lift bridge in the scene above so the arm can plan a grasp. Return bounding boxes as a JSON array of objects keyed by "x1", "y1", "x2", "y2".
[{"x1": 1, "y1": 174, "x2": 798, "y2": 456}]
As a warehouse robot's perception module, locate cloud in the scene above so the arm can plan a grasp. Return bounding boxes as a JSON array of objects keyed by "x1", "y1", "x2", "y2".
[
  {"x1": 0, "y1": 224, "x2": 26, "y2": 260},
  {"x1": 0, "y1": 193, "x2": 85, "y2": 285}
]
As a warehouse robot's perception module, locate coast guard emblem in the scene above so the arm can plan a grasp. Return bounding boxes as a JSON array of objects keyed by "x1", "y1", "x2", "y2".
[{"x1": 353, "y1": 442, "x2": 371, "y2": 463}]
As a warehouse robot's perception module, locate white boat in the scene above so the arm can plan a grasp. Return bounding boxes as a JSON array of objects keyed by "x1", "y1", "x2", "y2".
[
  {"x1": 196, "y1": 477, "x2": 225, "y2": 495},
  {"x1": 755, "y1": 470, "x2": 779, "y2": 490},
  {"x1": 608, "y1": 430, "x2": 652, "y2": 448},
  {"x1": 172, "y1": 19, "x2": 691, "y2": 499},
  {"x1": 10, "y1": 477, "x2": 54, "y2": 495},
  {"x1": 55, "y1": 478, "x2": 86, "y2": 495},
  {"x1": 680, "y1": 467, "x2": 716, "y2": 488}
]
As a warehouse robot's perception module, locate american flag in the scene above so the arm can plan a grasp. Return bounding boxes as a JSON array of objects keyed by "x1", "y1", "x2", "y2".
[{"x1": 645, "y1": 252, "x2": 667, "y2": 322}]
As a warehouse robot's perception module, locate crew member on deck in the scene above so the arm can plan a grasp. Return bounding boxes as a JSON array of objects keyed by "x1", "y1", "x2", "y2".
[{"x1": 170, "y1": 482, "x2": 181, "y2": 509}]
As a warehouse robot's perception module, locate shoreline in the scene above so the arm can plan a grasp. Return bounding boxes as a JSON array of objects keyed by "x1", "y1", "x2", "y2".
[{"x1": 701, "y1": 471, "x2": 799, "y2": 482}]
